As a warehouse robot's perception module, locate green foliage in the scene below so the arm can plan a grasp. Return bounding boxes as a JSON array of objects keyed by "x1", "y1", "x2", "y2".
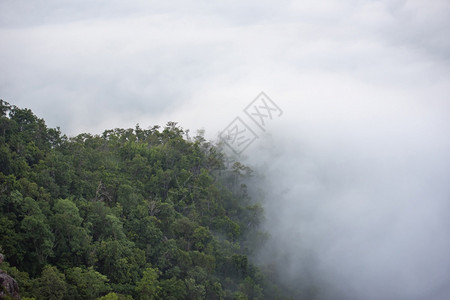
[
  {"x1": 65, "y1": 266, "x2": 110, "y2": 299},
  {"x1": 135, "y1": 267, "x2": 161, "y2": 300},
  {"x1": 52, "y1": 198, "x2": 90, "y2": 268},
  {"x1": 0, "y1": 100, "x2": 289, "y2": 299},
  {"x1": 96, "y1": 292, "x2": 133, "y2": 300},
  {"x1": 35, "y1": 265, "x2": 67, "y2": 300},
  {"x1": 159, "y1": 277, "x2": 187, "y2": 299}
]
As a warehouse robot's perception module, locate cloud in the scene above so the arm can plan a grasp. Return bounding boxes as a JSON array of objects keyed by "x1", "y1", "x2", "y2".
[
  {"x1": 247, "y1": 85, "x2": 450, "y2": 299},
  {"x1": 1, "y1": 0, "x2": 448, "y2": 133}
]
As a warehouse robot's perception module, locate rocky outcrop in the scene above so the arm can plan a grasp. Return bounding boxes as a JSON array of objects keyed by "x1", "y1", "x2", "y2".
[
  {"x1": 0, "y1": 253, "x2": 19, "y2": 299},
  {"x1": 0, "y1": 270, "x2": 20, "y2": 299}
]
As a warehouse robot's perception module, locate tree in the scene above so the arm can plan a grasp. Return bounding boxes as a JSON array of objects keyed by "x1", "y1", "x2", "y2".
[
  {"x1": 35, "y1": 265, "x2": 67, "y2": 300},
  {"x1": 184, "y1": 277, "x2": 206, "y2": 300},
  {"x1": 95, "y1": 239, "x2": 145, "y2": 286},
  {"x1": 159, "y1": 277, "x2": 187, "y2": 300},
  {"x1": 97, "y1": 292, "x2": 133, "y2": 300},
  {"x1": 65, "y1": 266, "x2": 111, "y2": 299},
  {"x1": 135, "y1": 267, "x2": 161, "y2": 300},
  {"x1": 52, "y1": 198, "x2": 90, "y2": 268},
  {"x1": 20, "y1": 213, "x2": 54, "y2": 270},
  {"x1": 192, "y1": 226, "x2": 212, "y2": 252}
]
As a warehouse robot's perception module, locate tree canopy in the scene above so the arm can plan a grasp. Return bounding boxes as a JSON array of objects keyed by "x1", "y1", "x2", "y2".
[{"x1": 0, "y1": 100, "x2": 296, "y2": 299}]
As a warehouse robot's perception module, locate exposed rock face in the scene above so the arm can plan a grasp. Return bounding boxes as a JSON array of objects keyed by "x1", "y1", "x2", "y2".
[{"x1": 0, "y1": 270, "x2": 20, "y2": 299}]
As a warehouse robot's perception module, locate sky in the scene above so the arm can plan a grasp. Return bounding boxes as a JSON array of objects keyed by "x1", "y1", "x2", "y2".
[{"x1": 1, "y1": 0, "x2": 450, "y2": 299}]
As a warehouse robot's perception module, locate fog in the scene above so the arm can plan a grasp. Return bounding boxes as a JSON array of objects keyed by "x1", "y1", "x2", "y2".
[{"x1": 245, "y1": 93, "x2": 450, "y2": 299}]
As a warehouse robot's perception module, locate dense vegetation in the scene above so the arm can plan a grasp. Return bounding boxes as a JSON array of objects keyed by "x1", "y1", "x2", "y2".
[{"x1": 0, "y1": 100, "x2": 284, "y2": 299}]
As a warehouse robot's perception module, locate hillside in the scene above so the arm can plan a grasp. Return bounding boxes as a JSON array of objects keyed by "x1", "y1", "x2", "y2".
[{"x1": 0, "y1": 100, "x2": 283, "y2": 300}]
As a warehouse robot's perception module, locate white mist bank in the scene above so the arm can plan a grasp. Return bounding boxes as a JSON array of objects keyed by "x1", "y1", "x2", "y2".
[{"x1": 246, "y1": 96, "x2": 450, "y2": 299}]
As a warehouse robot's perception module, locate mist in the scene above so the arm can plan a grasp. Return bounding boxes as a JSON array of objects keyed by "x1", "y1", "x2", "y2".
[{"x1": 244, "y1": 93, "x2": 450, "y2": 299}]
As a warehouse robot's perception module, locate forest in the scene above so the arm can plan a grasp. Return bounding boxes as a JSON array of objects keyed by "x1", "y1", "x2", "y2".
[{"x1": 0, "y1": 100, "x2": 291, "y2": 300}]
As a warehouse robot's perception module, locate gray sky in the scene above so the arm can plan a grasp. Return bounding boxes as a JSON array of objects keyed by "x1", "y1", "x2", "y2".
[
  {"x1": 1, "y1": 1, "x2": 450, "y2": 299},
  {"x1": 2, "y1": 0, "x2": 448, "y2": 136}
]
